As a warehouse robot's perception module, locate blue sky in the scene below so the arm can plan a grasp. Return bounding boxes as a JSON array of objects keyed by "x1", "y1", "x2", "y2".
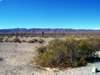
[{"x1": 0, "y1": 0, "x2": 99, "y2": 29}]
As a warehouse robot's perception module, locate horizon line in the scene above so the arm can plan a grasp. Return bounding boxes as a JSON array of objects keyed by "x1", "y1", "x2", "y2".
[{"x1": 0, "y1": 28, "x2": 100, "y2": 30}]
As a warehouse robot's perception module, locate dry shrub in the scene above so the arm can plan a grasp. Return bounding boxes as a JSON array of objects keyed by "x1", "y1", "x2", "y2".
[{"x1": 33, "y1": 37, "x2": 99, "y2": 68}]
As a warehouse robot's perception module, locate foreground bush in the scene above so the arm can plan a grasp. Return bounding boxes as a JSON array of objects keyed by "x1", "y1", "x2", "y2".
[{"x1": 34, "y1": 37, "x2": 99, "y2": 68}]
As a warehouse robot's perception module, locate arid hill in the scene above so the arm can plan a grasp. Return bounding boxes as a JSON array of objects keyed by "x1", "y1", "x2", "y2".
[{"x1": 0, "y1": 28, "x2": 100, "y2": 37}]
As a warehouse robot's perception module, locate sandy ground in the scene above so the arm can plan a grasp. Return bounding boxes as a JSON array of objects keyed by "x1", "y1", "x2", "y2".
[{"x1": 0, "y1": 42, "x2": 100, "y2": 75}]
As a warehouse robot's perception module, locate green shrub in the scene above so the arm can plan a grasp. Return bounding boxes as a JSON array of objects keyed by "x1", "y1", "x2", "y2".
[
  {"x1": 37, "y1": 46, "x2": 47, "y2": 54},
  {"x1": 34, "y1": 37, "x2": 97, "y2": 68}
]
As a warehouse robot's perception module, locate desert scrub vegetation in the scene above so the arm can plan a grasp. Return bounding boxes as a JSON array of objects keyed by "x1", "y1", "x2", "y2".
[
  {"x1": 0, "y1": 36, "x2": 21, "y2": 42},
  {"x1": 33, "y1": 37, "x2": 100, "y2": 68},
  {"x1": 0, "y1": 37, "x2": 3, "y2": 42},
  {"x1": 8, "y1": 36, "x2": 21, "y2": 43},
  {"x1": 27, "y1": 38, "x2": 45, "y2": 44}
]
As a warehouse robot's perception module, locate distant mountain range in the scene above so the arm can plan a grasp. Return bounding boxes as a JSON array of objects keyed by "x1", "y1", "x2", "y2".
[{"x1": 0, "y1": 28, "x2": 100, "y2": 36}]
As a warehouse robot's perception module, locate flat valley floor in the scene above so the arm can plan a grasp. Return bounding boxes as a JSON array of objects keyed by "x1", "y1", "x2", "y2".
[{"x1": 0, "y1": 42, "x2": 100, "y2": 75}]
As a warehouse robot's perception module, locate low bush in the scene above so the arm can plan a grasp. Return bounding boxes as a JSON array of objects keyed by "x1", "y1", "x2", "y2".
[
  {"x1": 34, "y1": 37, "x2": 99, "y2": 68},
  {"x1": 38, "y1": 39, "x2": 45, "y2": 44},
  {"x1": 0, "y1": 37, "x2": 3, "y2": 42},
  {"x1": 28, "y1": 38, "x2": 45, "y2": 43},
  {"x1": 12, "y1": 36, "x2": 21, "y2": 43}
]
